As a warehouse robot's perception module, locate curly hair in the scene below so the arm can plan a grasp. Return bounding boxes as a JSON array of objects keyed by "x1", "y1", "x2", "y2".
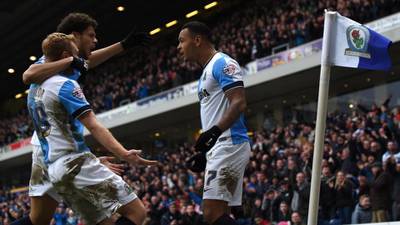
[{"x1": 56, "y1": 12, "x2": 98, "y2": 34}]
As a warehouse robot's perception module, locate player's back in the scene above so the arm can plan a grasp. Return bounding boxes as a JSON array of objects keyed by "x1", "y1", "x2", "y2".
[{"x1": 27, "y1": 75, "x2": 90, "y2": 164}]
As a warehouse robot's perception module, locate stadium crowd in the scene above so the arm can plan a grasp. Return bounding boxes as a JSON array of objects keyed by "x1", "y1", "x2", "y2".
[
  {"x1": 1, "y1": 0, "x2": 400, "y2": 147},
  {"x1": 2, "y1": 98, "x2": 400, "y2": 225}
]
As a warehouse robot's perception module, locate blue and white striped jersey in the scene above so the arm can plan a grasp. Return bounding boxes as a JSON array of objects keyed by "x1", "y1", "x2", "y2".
[
  {"x1": 198, "y1": 52, "x2": 249, "y2": 145},
  {"x1": 30, "y1": 56, "x2": 82, "y2": 146},
  {"x1": 27, "y1": 75, "x2": 91, "y2": 164}
]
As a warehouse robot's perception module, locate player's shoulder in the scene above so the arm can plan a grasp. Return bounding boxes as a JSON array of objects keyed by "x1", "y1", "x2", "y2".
[
  {"x1": 41, "y1": 75, "x2": 76, "y2": 93},
  {"x1": 212, "y1": 52, "x2": 239, "y2": 68},
  {"x1": 34, "y1": 55, "x2": 46, "y2": 65},
  {"x1": 211, "y1": 52, "x2": 241, "y2": 76}
]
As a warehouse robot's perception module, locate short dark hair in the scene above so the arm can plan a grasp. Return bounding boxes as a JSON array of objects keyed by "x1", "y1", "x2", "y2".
[
  {"x1": 57, "y1": 13, "x2": 98, "y2": 34},
  {"x1": 182, "y1": 21, "x2": 212, "y2": 42}
]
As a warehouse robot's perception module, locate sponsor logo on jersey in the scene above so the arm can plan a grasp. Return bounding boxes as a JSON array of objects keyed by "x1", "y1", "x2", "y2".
[
  {"x1": 223, "y1": 64, "x2": 236, "y2": 76},
  {"x1": 72, "y1": 87, "x2": 84, "y2": 99}
]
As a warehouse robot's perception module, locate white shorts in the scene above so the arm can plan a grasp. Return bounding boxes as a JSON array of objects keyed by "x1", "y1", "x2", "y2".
[
  {"x1": 29, "y1": 145, "x2": 63, "y2": 202},
  {"x1": 48, "y1": 152, "x2": 137, "y2": 225},
  {"x1": 203, "y1": 141, "x2": 251, "y2": 206}
]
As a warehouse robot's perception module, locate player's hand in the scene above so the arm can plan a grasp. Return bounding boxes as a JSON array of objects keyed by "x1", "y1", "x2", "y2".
[
  {"x1": 71, "y1": 57, "x2": 88, "y2": 74},
  {"x1": 99, "y1": 156, "x2": 124, "y2": 175},
  {"x1": 185, "y1": 152, "x2": 207, "y2": 173},
  {"x1": 194, "y1": 126, "x2": 222, "y2": 153},
  {"x1": 122, "y1": 149, "x2": 159, "y2": 166},
  {"x1": 120, "y1": 28, "x2": 151, "y2": 50}
]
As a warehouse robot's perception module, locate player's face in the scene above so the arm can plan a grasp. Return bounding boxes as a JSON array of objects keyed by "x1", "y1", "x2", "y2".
[
  {"x1": 177, "y1": 28, "x2": 197, "y2": 62},
  {"x1": 73, "y1": 26, "x2": 97, "y2": 59}
]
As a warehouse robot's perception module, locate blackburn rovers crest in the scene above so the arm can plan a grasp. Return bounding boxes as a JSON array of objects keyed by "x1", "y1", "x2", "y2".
[{"x1": 344, "y1": 25, "x2": 371, "y2": 59}]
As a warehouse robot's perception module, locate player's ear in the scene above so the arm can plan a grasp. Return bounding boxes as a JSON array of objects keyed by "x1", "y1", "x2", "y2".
[
  {"x1": 194, "y1": 35, "x2": 201, "y2": 47},
  {"x1": 71, "y1": 32, "x2": 82, "y2": 45},
  {"x1": 61, "y1": 50, "x2": 71, "y2": 59}
]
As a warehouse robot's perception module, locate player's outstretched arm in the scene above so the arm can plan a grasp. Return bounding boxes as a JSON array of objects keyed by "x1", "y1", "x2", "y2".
[
  {"x1": 88, "y1": 43, "x2": 124, "y2": 69},
  {"x1": 79, "y1": 111, "x2": 158, "y2": 166},
  {"x1": 88, "y1": 29, "x2": 151, "y2": 69},
  {"x1": 22, "y1": 56, "x2": 87, "y2": 84},
  {"x1": 22, "y1": 57, "x2": 74, "y2": 84}
]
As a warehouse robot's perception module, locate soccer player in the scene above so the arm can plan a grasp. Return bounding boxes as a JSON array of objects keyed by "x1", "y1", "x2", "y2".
[
  {"x1": 177, "y1": 21, "x2": 251, "y2": 225},
  {"x1": 12, "y1": 13, "x2": 149, "y2": 225},
  {"x1": 29, "y1": 32, "x2": 157, "y2": 225}
]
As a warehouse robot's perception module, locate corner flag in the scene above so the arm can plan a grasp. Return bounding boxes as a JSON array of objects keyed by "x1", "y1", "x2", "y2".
[
  {"x1": 327, "y1": 12, "x2": 392, "y2": 71},
  {"x1": 307, "y1": 10, "x2": 393, "y2": 225}
]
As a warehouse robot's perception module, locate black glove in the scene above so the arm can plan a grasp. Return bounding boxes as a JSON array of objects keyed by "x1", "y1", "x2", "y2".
[
  {"x1": 185, "y1": 152, "x2": 207, "y2": 173},
  {"x1": 120, "y1": 29, "x2": 151, "y2": 50},
  {"x1": 71, "y1": 57, "x2": 88, "y2": 74},
  {"x1": 194, "y1": 126, "x2": 222, "y2": 153}
]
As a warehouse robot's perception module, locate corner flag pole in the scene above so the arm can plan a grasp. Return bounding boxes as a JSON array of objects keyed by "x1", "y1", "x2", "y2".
[{"x1": 307, "y1": 10, "x2": 336, "y2": 225}]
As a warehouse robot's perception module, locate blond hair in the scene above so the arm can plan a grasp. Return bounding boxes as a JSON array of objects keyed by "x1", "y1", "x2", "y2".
[{"x1": 42, "y1": 32, "x2": 75, "y2": 61}]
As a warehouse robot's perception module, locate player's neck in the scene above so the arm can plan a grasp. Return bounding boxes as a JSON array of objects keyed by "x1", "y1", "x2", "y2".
[
  {"x1": 199, "y1": 48, "x2": 217, "y2": 68},
  {"x1": 63, "y1": 68, "x2": 74, "y2": 75}
]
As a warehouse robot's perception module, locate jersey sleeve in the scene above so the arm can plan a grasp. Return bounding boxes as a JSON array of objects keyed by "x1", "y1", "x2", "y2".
[
  {"x1": 34, "y1": 56, "x2": 46, "y2": 64},
  {"x1": 212, "y1": 57, "x2": 244, "y2": 92},
  {"x1": 58, "y1": 80, "x2": 91, "y2": 119}
]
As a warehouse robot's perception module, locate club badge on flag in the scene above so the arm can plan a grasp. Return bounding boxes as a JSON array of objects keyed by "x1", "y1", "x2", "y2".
[
  {"x1": 326, "y1": 12, "x2": 392, "y2": 71},
  {"x1": 345, "y1": 25, "x2": 371, "y2": 59}
]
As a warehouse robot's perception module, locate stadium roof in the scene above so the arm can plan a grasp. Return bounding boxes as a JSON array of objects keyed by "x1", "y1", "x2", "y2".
[{"x1": 0, "y1": 0, "x2": 236, "y2": 103}]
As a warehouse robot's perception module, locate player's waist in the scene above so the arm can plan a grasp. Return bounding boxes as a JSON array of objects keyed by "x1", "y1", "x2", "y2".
[{"x1": 217, "y1": 134, "x2": 249, "y2": 144}]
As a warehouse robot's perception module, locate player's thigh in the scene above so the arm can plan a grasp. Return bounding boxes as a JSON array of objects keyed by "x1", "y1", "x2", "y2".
[
  {"x1": 30, "y1": 194, "x2": 58, "y2": 224},
  {"x1": 98, "y1": 218, "x2": 114, "y2": 225},
  {"x1": 202, "y1": 199, "x2": 230, "y2": 223},
  {"x1": 117, "y1": 198, "x2": 146, "y2": 225}
]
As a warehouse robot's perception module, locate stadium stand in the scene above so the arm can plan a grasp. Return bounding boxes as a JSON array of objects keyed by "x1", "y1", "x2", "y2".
[{"x1": 1, "y1": 100, "x2": 400, "y2": 224}]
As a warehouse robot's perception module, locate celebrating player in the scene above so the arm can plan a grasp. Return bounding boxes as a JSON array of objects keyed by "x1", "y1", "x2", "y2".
[{"x1": 178, "y1": 21, "x2": 251, "y2": 225}]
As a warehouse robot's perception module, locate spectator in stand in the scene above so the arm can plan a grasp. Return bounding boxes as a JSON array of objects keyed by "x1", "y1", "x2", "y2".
[
  {"x1": 181, "y1": 204, "x2": 203, "y2": 225},
  {"x1": 351, "y1": 195, "x2": 372, "y2": 224},
  {"x1": 334, "y1": 171, "x2": 354, "y2": 224},
  {"x1": 160, "y1": 202, "x2": 182, "y2": 225},
  {"x1": 52, "y1": 205, "x2": 67, "y2": 225},
  {"x1": 291, "y1": 172, "x2": 310, "y2": 221},
  {"x1": 370, "y1": 160, "x2": 395, "y2": 222},
  {"x1": 276, "y1": 201, "x2": 291, "y2": 223},
  {"x1": 290, "y1": 211, "x2": 304, "y2": 225}
]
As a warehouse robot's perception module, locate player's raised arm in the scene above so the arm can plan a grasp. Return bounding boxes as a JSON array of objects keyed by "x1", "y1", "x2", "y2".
[
  {"x1": 78, "y1": 111, "x2": 158, "y2": 166},
  {"x1": 88, "y1": 29, "x2": 151, "y2": 68},
  {"x1": 22, "y1": 56, "x2": 87, "y2": 84}
]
